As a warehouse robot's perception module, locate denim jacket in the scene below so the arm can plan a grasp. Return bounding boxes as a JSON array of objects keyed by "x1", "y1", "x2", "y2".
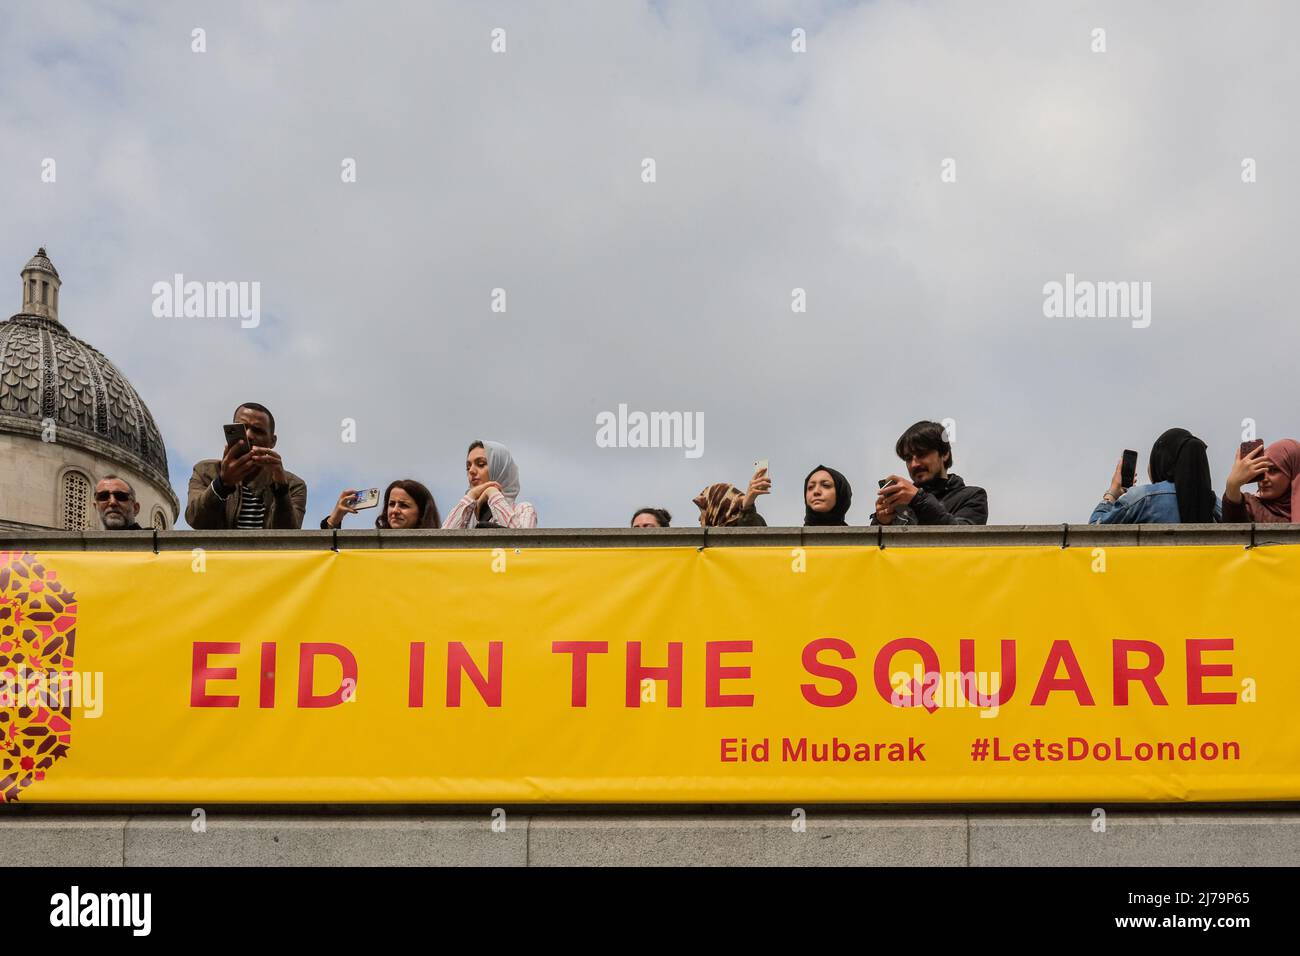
[{"x1": 1089, "y1": 480, "x2": 1222, "y2": 524}]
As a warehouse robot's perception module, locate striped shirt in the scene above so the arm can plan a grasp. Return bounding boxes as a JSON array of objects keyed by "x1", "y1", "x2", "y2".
[
  {"x1": 442, "y1": 489, "x2": 537, "y2": 529},
  {"x1": 235, "y1": 483, "x2": 268, "y2": 529}
]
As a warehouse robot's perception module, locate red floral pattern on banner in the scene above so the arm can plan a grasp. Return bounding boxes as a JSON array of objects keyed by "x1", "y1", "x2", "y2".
[{"x1": 0, "y1": 552, "x2": 76, "y2": 802}]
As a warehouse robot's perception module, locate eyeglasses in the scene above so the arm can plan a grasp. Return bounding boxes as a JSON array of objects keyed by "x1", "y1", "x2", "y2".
[{"x1": 95, "y1": 490, "x2": 133, "y2": 503}]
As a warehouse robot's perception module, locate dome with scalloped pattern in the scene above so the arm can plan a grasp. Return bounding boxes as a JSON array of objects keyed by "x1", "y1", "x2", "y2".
[{"x1": 0, "y1": 248, "x2": 170, "y2": 490}]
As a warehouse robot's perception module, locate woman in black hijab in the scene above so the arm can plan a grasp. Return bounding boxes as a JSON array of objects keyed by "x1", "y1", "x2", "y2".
[
  {"x1": 1148, "y1": 427, "x2": 1216, "y2": 522},
  {"x1": 804, "y1": 465, "x2": 853, "y2": 526},
  {"x1": 1091, "y1": 427, "x2": 1219, "y2": 524}
]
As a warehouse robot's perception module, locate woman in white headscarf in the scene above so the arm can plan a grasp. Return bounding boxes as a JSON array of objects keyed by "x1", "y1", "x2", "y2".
[{"x1": 442, "y1": 440, "x2": 539, "y2": 529}]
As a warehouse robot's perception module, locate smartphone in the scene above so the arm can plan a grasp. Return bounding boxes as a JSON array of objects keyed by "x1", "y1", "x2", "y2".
[
  {"x1": 878, "y1": 478, "x2": 897, "y2": 489},
  {"x1": 752, "y1": 459, "x2": 769, "y2": 475},
  {"x1": 1240, "y1": 439, "x2": 1264, "y2": 459},
  {"x1": 352, "y1": 488, "x2": 381, "y2": 510},
  {"x1": 1120, "y1": 449, "x2": 1138, "y2": 489},
  {"x1": 223, "y1": 423, "x2": 251, "y2": 454}
]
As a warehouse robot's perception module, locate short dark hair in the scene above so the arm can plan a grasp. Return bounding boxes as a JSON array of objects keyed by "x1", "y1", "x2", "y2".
[
  {"x1": 235, "y1": 402, "x2": 276, "y2": 435},
  {"x1": 631, "y1": 507, "x2": 672, "y2": 528},
  {"x1": 895, "y1": 420, "x2": 952, "y2": 469},
  {"x1": 97, "y1": 474, "x2": 136, "y2": 498}
]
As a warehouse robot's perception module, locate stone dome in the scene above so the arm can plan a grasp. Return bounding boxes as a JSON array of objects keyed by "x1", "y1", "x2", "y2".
[{"x1": 0, "y1": 248, "x2": 172, "y2": 493}]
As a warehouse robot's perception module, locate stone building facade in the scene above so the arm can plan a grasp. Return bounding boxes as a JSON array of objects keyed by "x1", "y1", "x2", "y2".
[{"x1": 0, "y1": 248, "x2": 178, "y2": 531}]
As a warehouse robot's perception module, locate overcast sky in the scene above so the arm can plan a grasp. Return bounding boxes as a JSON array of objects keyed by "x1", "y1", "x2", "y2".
[{"x1": 3, "y1": 0, "x2": 1297, "y2": 528}]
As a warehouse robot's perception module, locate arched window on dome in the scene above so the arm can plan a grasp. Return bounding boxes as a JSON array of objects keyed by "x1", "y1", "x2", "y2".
[
  {"x1": 60, "y1": 470, "x2": 91, "y2": 531},
  {"x1": 152, "y1": 509, "x2": 167, "y2": 531}
]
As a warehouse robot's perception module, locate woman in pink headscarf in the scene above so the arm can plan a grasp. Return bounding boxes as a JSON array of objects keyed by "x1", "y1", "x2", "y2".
[{"x1": 1222, "y1": 439, "x2": 1300, "y2": 523}]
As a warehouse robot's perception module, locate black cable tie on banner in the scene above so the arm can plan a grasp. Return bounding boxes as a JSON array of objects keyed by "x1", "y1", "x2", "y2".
[
  {"x1": 1248, "y1": 522, "x2": 1256, "y2": 550},
  {"x1": 151, "y1": 527, "x2": 159, "y2": 555},
  {"x1": 331, "y1": 528, "x2": 339, "y2": 553},
  {"x1": 698, "y1": 527, "x2": 707, "y2": 552},
  {"x1": 1061, "y1": 523, "x2": 1069, "y2": 549},
  {"x1": 877, "y1": 524, "x2": 884, "y2": 550}
]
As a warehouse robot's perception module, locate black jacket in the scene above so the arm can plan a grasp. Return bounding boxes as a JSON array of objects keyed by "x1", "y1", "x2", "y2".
[{"x1": 871, "y1": 473, "x2": 988, "y2": 526}]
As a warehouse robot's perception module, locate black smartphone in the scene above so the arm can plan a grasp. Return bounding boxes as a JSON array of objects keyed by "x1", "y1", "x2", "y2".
[
  {"x1": 223, "y1": 423, "x2": 251, "y2": 455},
  {"x1": 1240, "y1": 439, "x2": 1264, "y2": 460},
  {"x1": 1120, "y1": 449, "x2": 1138, "y2": 489},
  {"x1": 878, "y1": 478, "x2": 897, "y2": 489}
]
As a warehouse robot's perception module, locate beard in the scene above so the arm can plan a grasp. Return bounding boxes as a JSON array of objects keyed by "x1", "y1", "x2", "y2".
[{"x1": 100, "y1": 510, "x2": 131, "y2": 529}]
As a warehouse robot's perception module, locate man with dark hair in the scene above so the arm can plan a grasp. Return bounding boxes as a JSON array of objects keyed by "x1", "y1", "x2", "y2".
[
  {"x1": 185, "y1": 402, "x2": 307, "y2": 529},
  {"x1": 94, "y1": 475, "x2": 144, "y2": 530},
  {"x1": 631, "y1": 507, "x2": 672, "y2": 528},
  {"x1": 872, "y1": 420, "x2": 988, "y2": 526}
]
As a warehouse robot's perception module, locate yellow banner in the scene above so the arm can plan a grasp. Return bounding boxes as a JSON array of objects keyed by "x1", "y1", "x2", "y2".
[{"x1": 2, "y1": 543, "x2": 1296, "y2": 803}]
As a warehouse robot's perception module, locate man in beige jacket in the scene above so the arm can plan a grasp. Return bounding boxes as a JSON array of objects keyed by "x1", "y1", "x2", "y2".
[{"x1": 186, "y1": 402, "x2": 307, "y2": 529}]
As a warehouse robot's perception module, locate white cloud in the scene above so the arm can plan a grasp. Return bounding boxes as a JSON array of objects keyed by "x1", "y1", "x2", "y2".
[{"x1": 2, "y1": 0, "x2": 1296, "y2": 528}]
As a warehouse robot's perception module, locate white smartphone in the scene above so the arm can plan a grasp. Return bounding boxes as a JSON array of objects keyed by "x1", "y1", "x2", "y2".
[
  {"x1": 352, "y1": 488, "x2": 381, "y2": 510},
  {"x1": 753, "y1": 459, "x2": 769, "y2": 475}
]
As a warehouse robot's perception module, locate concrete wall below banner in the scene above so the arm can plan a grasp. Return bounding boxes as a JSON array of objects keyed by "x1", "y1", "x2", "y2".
[
  {"x1": 2, "y1": 809, "x2": 1299, "y2": 866},
  {"x1": 4, "y1": 522, "x2": 1300, "y2": 552}
]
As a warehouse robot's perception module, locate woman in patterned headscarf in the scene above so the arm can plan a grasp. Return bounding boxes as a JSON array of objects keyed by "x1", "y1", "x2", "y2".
[
  {"x1": 694, "y1": 464, "x2": 770, "y2": 527},
  {"x1": 442, "y1": 440, "x2": 538, "y2": 528}
]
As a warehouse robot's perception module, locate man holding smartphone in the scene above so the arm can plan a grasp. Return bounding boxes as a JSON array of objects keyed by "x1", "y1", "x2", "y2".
[
  {"x1": 872, "y1": 420, "x2": 988, "y2": 526},
  {"x1": 185, "y1": 402, "x2": 307, "y2": 529}
]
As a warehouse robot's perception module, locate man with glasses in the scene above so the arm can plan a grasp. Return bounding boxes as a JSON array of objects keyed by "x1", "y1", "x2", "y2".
[{"x1": 94, "y1": 475, "x2": 144, "y2": 531}]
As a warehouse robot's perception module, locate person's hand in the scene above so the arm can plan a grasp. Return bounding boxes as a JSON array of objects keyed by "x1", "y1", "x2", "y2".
[
  {"x1": 874, "y1": 495, "x2": 896, "y2": 525},
  {"x1": 326, "y1": 489, "x2": 359, "y2": 529},
  {"x1": 219, "y1": 439, "x2": 258, "y2": 487},
  {"x1": 1106, "y1": 458, "x2": 1125, "y2": 499},
  {"x1": 251, "y1": 447, "x2": 287, "y2": 486},
  {"x1": 1226, "y1": 445, "x2": 1270, "y2": 500},
  {"x1": 742, "y1": 467, "x2": 771, "y2": 511},
  {"x1": 469, "y1": 481, "x2": 502, "y2": 501},
  {"x1": 877, "y1": 475, "x2": 918, "y2": 512}
]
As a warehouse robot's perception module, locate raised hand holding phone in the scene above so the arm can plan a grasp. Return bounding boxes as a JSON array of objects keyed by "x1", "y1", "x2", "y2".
[
  {"x1": 874, "y1": 476, "x2": 904, "y2": 525},
  {"x1": 877, "y1": 474, "x2": 917, "y2": 509},
  {"x1": 219, "y1": 423, "x2": 257, "y2": 486},
  {"x1": 326, "y1": 488, "x2": 361, "y2": 529},
  {"x1": 1120, "y1": 449, "x2": 1138, "y2": 489},
  {"x1": 1105, "y1": 458, "x2": 1126, "y2": 499},
  {"x1": 744, "y1": 461, "x2": 771, "y2": 510},
  {"x1": 1226, "y1": 441, "x2": 1269, "y2": 498},
  {"x1": 352, "y1": 488, "x2": 381, "y2": 510},
  {"x1": 223, "y1": 422, "x2": 251, "y2": 455}
]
